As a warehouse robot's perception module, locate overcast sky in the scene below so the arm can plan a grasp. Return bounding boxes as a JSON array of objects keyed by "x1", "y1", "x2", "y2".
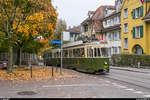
[{"x1": 52, "y1": 0, "x2": 115, "y2": 28}]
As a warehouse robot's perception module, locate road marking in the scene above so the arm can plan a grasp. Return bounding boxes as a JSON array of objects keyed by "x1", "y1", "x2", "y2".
[
  {"x1": 112, "y1": 83, "x2": 118, "y2": 86},
  {"x1": 143, "y1": 95, "x2": 150, "y2": 97},
  {"x1": 118, "y1": 86, "x2": 127, "y2": 89},
  {"x1": 105, "y1": 80, "x2": 111, "y2": 83},
  {"x1": 134, "y1": 91, "x2": 143, "y2": 94},
  {"x1": 42, "y1": 84, "x2": 108, "y2": 88},
  {"x1": 125, "y1": 88, "x2": 134, "y2": 91}
]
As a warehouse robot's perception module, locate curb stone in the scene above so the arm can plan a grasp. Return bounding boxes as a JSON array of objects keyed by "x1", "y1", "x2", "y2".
[{"x1": 110, "y1": 66, "x2": 150, "y2": 73}]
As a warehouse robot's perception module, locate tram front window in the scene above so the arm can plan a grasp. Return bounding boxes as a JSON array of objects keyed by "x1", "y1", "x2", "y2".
[{"x1": 101, "y1": 48, "x2": 108, "y2": 57}]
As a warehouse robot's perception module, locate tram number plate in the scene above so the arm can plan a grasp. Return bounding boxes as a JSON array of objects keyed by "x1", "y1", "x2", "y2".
[{"x1": 104, "y1": 65, "x2": 108, "y2": 69}]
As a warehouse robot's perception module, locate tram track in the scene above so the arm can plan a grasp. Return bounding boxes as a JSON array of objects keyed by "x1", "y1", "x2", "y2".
[{"x1": 101, "y1": 69, "x2": 150, "y2": 90}]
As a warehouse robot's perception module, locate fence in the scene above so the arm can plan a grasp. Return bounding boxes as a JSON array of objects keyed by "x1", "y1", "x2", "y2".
[{"x1": 0, "y1": 52, "x2": 39, "y2": 65}]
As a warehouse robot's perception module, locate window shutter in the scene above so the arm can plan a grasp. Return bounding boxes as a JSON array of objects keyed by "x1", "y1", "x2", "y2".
[
  {"x1": 132, "y1": 9, "x2": 135, "y2": 19},
  {"x1": 140, "y1": 6, "x2": 143, "y2": 17},
  {"x1": 140, "y1": 25, "x2": 143, "y2": 38},
  {"x1": 135, "y1": 48, "x2": 138, "y2": 54},
  {"x1": 142, "y1": 49, "x2": 144, "y2": 54},
  {"x1": 133, "y1": 27, "x2": 135, "y2": 38}
]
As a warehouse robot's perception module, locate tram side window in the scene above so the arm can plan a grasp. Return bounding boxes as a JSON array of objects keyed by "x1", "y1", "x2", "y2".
[
  {"x1": 73, "y1": 48, "x2": 84, "y2": 58},
  {"x1": 69, "y1": 50, "x2": 73, "y2": 58},
  {"x1": 94, "y1": 48, "x2": 96, "y2": 57},
  {"x1": 48, "y1": 53, "x2": 52, "y2": 58},
  {"x1": 98, "y1": 48, "x2": 101, "y2": 57},
  {"x1": 89, "y1": 48, "x2": 93, "y2": 57},
  {"x1": 94, "y1": 48, "x2": 101, "y2": 57},
  {"x1": 63, "y1": 50, "x2": 68, "y2": 58}
]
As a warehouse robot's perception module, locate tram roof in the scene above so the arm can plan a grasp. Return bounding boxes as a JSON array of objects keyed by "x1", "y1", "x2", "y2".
[{"x1": 62, "y1": 40, "x2": 109, "y2": 49}]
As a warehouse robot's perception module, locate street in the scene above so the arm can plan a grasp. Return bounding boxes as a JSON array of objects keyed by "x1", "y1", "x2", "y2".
[{"x1": 0, "y1": 68, "x2": 150, "y2": 98}]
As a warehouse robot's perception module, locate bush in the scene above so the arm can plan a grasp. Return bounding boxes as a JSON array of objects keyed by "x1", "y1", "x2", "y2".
[{"x1": 111, "y1": 54, "x2": 150, "y2": 68}]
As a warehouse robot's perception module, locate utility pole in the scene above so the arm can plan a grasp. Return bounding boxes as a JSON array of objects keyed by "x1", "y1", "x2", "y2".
[{"x1": 60, "y1": 32, "x2": 63, "y2": 76}]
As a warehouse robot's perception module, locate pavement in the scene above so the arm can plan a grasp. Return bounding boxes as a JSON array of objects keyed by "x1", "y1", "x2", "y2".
[
  {"x1": 0, "y1": 68, "x2": 150, "y2": 98},
  {"x1": 0, "y1": 71, "x2": 150, "y2": 98},
  {"x1": 110, "y1": 66, "x2": 150, "y2": 73}
]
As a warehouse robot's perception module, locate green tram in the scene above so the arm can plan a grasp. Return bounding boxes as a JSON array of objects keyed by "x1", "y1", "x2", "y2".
[{"x1": 43, "y1": 41, "x2": 110, "y2": 74}]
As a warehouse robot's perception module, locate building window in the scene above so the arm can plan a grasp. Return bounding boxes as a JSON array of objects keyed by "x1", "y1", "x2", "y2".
[
  {"x1": 109, "y1": 33, "x2": 111, "y2": 41},
  {"x1": 112, "y1": 33, "x2": 114, "y2": 41},
  {"x1": 124, "y1": 8, "x2": 128, "y2": 18},
  {"x1": 118, "y1": 47, "x2": 121, "y2": 54},
  {"x1": 114, "y1": 32, "x2": 118, "y2": 41},
  {"x1": 119, "y1": 31, "x2": 121, "y2": 40},
  {"x1": 124, "y1": 38, "x2": 128, "y2": 49},
  {"x1": 124, "y1": 23, "x2": 128, "y2": 33},
  {"x1": 135, "y1": 7, "x2": 141, "y2": 18},
  {"x1": 114, "y1": 47, "x2": 118, "y2": 54},
  {"x1": 133, "y1": 45, "x2": 143, "y2": 55},
  {"x1": 135, "y1": 26, "x2": 140, "y2": 38},
  {"x1": 132, "y1": 6, "x2": 143, "y2": 19},
  {"x1": 119, "y1": 16, "x2": 121, "y2": 23},
  {"x1": 133, "y1": 25, "x2": 143, "y2": 38}
]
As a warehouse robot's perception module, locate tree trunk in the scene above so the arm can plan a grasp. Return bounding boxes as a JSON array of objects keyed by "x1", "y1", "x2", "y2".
[
  {"x1": 19, "y1": 48, "x2": 22, "y2": 66},
  {"x1": 8, "y1": 46, "x2": 13, "y2": 73}
]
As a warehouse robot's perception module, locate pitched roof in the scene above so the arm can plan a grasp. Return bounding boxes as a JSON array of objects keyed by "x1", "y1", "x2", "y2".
[
  {"x1": 92, "y1": 5, "x2": 116, "y2": 20},
  {"x1": 66, "y1": 26, "x2": 81, "y2": 33}
]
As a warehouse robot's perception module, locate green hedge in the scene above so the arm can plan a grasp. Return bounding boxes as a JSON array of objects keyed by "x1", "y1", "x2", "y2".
[
  {"x1": 45, "y1": 58, "x2": 109, "y2": 73},
  {"x1": 111, "y1": 54, "x2": 150, "y2": 67}
]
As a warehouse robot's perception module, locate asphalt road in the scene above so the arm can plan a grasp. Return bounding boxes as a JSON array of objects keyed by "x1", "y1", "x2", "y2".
[{"x1": 0, "y1": 68, "x2": 150, "y2": 98}]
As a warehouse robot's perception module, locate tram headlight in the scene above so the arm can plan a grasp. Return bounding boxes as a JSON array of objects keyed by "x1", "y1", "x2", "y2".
[{"x1": 104, "y1": 62, "x2": 108, "y2": 65}]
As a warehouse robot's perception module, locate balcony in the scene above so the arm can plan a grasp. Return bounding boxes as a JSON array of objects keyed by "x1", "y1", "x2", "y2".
[{"x1": 142, "y1": 8, "x2": 150, "y2": 22}]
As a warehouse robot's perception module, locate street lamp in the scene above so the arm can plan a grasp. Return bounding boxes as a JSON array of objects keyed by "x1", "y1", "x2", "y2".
[{"x1": 60, "y1": 32, "x2": 63, "y2": 76}]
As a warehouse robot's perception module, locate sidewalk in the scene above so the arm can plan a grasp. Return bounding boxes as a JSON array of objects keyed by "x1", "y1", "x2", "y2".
[{"x1": 110, "y1": 66, "x2": 150, "y2": 73}]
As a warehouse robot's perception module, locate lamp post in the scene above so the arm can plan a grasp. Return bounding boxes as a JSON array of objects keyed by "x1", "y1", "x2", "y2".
[{"x1": 60, "y1": 32, "x2": 63, "y2": 76}]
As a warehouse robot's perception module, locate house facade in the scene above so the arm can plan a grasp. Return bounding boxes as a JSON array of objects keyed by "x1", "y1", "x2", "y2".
[
  {"x1": 81, "y1": 6, "x2": 116, "y2": 39},
  {"x1": 121, "y1": 0, "x2": 150, "y2": 55},
  {"x1": 63, "y1": 26, "x2": 81, "y2": 42},
  {"x1": 101, "y1": 0, "x2": 123, "y2": 56}
]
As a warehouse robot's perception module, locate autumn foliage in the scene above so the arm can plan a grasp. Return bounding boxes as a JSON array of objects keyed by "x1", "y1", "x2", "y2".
[
  {"x1": 0, "y1": 0, "x2": 58, "y2": 54},
  {"x1": 0, "y1": 66, "x2": 81, "y2": 82}
]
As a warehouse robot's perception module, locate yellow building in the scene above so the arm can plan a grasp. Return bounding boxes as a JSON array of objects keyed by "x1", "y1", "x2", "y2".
[{"x1": 121, "y1": 0, "x2": 150, "y2": 55}]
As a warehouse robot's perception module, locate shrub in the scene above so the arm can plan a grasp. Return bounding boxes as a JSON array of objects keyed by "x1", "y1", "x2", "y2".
[{"x1": 111, "y1": 54, "x2": 150, "y2": 68}]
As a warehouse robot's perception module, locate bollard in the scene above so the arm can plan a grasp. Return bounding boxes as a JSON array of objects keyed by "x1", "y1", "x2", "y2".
[
  {"x1": 138, "y1": 62, "x2": 141, "y2": 69},
  {"x1": 56, "y1": 65, "x2": 58, "y2": 72},
  {"x1": 30, "y1": 65, "x2": 32, "y2": 78},
  {"x1": 52, "y1": 66, "x2": 54, "y2": 77}
]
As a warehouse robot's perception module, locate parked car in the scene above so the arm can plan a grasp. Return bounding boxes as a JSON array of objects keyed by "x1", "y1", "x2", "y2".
[{"x1": 0, "y1": 60, "x2": 8, "y2": 70}]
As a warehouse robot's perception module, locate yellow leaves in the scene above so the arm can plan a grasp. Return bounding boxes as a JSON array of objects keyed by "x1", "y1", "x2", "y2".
[
  {"x1": 13, "y1": 24, "x2": 17, "y2": 30},
  {"x1": 27, "y1": 13, "x2": 44, "y2": 22},
  {"x1": 33, "y1": 31, "x2": 38, "y2": 36},
  {"x1": 0, "y1": 66, "x2": 81, "y2": 82},
  {"x1": 33, "y1": 24, "x2": 37, "y2": 29},
  {"x1": 17, "y1": 25, "x2": 23, "y2": 33}
]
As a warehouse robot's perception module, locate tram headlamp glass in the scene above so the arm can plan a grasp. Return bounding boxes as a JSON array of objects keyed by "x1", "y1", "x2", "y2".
[{"x1": 104, "y1": 62, "x2": 107, "y2": 65}]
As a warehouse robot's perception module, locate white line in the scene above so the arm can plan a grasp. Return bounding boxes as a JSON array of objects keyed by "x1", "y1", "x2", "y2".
[
  {"x1": 118, "y1": 86, "x2": 127, "y2": 89},
  {"x1": 125, "y1": 88, "x2": 135, "y2": 91},
  {"x1": 42, "y1": 84, "x2": 107, "y2": 88},
  {"x1": 105, "y1": 81, "x2": 111, "y2": 83},
  {"x1": 134, "y1": 91, "x2": 143, "y2": 94},
  {"x1": 143, "y1": 95, "x2": 150, "y2": 97},
  {"x1": 112, "y1": 83, "x2": 118, "y2": 85}
]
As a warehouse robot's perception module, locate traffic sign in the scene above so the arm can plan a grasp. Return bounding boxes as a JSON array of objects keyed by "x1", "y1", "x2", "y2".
[{"x1": 50, "y1": 40, "x2": 62, "y2": 44}]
